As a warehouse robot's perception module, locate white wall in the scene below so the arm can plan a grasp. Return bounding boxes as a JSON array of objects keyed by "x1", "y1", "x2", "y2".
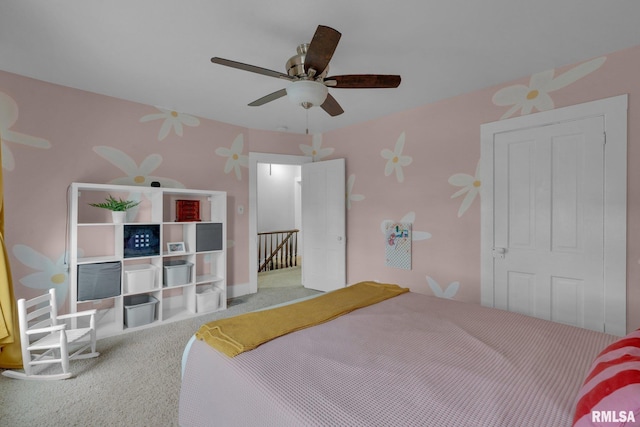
[{"x1": 257, "y1": 163, "x2": 301, "y2": 232}]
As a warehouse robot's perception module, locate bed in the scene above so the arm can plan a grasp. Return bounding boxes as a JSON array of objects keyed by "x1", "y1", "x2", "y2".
[{"x1": 179, "y1": 282, "x2": 639, "y2": 427}]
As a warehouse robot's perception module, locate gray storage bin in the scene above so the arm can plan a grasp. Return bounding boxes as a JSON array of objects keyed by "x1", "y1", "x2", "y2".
[
  {"x1": 77, "y1": 261, "x2": 121, "y2": 301},
  {"x1": 123, "y1": 294, "x2": 158, "y2": 327},
  {"x1": 196, "y1": 223, "x2": 223, "y2": 252},
  {"x1": 163, "y1": 260, "x2": 193, "y2": 287}
]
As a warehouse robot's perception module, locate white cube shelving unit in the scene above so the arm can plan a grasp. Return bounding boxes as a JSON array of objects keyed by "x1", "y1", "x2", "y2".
[{"x1": 68, "y1": 182, "x2": 227, "y2": 339}]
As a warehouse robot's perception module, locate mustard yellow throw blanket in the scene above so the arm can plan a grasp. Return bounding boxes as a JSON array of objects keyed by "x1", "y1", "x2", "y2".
[{"x1": 196, "y1": 281, "x2": 409, "y2": 357}]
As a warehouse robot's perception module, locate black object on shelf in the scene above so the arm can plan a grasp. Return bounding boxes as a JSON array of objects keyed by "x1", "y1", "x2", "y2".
[{"x1": 124, "y1": 224, "x2": 161, "y2": 258}]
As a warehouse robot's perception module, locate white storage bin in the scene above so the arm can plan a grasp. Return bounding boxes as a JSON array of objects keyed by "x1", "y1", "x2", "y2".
[
  {"x1": 196, "y1": 287, "x2": 221, "y2": 313},
  {"x1": 123, "y1": 264, "x2": 157, "y2": 294},
  {"x1": 124, "y1": 295, "x2": 158, "y2": 328},
  {"x1": 163, "y1": 260, "x2": 193, "y2": 287}
]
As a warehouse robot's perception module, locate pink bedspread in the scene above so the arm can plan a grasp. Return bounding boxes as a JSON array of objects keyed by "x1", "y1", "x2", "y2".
[{"x1": 179, "y1": 292, "x2": 616, "y2": 426}]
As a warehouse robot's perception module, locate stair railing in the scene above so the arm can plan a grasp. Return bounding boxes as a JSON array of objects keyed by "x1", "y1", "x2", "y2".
[{"x1": 258, "y1": 229, "x2": 299, "y2": 272}]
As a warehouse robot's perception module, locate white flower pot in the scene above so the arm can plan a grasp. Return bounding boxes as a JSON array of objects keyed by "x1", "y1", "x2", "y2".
[{"x1": 111, "y1": 211, "x2": 126, "y2": 223}]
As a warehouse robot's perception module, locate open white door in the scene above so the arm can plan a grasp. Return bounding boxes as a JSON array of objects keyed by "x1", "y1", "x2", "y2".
[{"x1": 301, "y1": 158, "x2": 346, "y2": 292}]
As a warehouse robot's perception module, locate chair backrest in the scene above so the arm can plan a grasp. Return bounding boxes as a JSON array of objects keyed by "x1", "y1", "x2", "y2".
[{"x1": 17, "y1": 288, "x2": 60, "y2": 343}]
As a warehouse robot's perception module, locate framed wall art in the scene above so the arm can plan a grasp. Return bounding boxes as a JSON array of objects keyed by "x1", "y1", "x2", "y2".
[{"x1": 167, "y1": 241, "x2": 186, "y2": 254}]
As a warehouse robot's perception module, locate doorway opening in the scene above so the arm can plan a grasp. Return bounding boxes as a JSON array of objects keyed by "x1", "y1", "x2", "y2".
[
  {"x1": 256, "y1": 162, "x2": 302, "y2": 290},
  {"x1": 249, "y1": 153, "x2": 346, "y2": 294},
  {"x1": 249, "y1": 153, "x2": 312, "y2": 295}
]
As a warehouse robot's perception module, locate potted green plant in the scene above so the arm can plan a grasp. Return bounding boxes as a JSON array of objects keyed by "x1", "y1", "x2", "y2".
[{"x1": 89, "y1": 194, "x2": 140, "y2": 223}]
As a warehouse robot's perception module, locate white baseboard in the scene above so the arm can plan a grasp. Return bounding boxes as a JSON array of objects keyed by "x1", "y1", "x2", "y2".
[{"x1": 227, "y1": 282, "x2": 253, "y2": 298}]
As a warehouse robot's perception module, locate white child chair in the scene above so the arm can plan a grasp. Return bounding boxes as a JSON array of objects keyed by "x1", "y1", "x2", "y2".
[{"x1": 2, "y1": 288, "x2": 99, "y2": 380}]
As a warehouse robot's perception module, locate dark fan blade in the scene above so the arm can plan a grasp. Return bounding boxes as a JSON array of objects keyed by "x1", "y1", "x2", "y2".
[
  {"x1": 320, "y1": 93, "x2": 344, "y2": 117},
  {"x1": 248, "y1": 88, "x2": 288, "y2": 106},
  {"x1": 211, "y1": 57, "x2": 293, "y2": 81},
  {"x1": 325, "y1": 74, "x2": 401, "y2": 88},
  {"x1": 304, "y1": 25, "x2": 341, "y2": 76}
]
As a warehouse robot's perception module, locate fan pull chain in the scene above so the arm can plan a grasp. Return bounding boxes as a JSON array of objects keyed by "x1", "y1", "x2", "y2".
[{"x1": 306, "y1": 109, "x2": 309, "y2": 135}]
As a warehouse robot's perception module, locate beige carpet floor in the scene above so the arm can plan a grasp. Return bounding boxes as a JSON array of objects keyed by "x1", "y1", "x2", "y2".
[
  {"x1": 258, "y1": 266, "x2": 301, "y2": 289},
  {"x1": 0, "y1": 286, "x2": 321, "y2": 426}
]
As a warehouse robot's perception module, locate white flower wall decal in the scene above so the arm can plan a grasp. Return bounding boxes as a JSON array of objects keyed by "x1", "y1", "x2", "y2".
[
  {"x1": 140, "y1": 107, "x2": 200, "y2": 141},
  {"x1": 0, "y1": 91, "x2": 51, "y2": 171},
  {"x1": 492, "y1": 56, "x2": 606, "y2": 120},
  {"x1": 346, "y1": 174, "x2": 364, "y2": 210},
  {"x1": 380, "y1": 212, "x2": 431, "y2": 241},
  {"x1": 12, "y1": 245, "x2": 79, "y2": 309},
  {"x1": 449, "y1": 160, "x2": 481, "y2": 217},
  {"x1": 299, "y1": 133, "x2": 334, "y2": 161},
  {"x1": 215, "y1": 134, "x2": 248, "y2": 181},
  {"x1": 381, "y1": 131, "x2": 412, "y2": 183},
  {"x1": 427, "y1": 275, "x2": 460, "y2": 299},
  {"x1": 93, "y1": 146, "x2": 184, "y2": 188}
]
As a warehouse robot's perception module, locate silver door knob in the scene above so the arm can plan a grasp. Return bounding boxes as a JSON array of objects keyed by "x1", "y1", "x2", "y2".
[{"x1": 492, "y1": 247, "x2": 506, "y2": 259}]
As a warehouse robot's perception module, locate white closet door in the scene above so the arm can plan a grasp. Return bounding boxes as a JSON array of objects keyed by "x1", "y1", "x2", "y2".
[
  {"x1": 492, "y1": 116, "x2": 605, "y2": 331},
  {"x1": 481, "y1": 95, "x2": 628, "y2": 336}
]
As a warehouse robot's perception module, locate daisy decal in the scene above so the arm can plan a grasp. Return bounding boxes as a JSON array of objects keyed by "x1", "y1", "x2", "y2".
[
  {"x1": 0, "y1": 91, "x2": 51, "y2": 171},
  {"x1": 299, "y1": 133, "x2": 334, "y2": 161},
  {"x1": 449, "y1": 160, "x2": 480, "y2": 218},
  {"x1": 427, "y1": 275, "x2": 459, "y2": 299},
  {"x1": 381, "y1": 131, "x2": 412, "y2": 183},
  {"x1": 140, "y1": 107, "x2": 200, "y2": 141},
  {"x1": 380, "y1": 212, "x2": 431, "y2": 241},
  {"x1": 12, "y1": 245, "x2": 78, "y2": 309},
  {"x1": 94, "y1": 146, "x2": 184, "y2": 188},
  {"x1": 215, "y1": 134, "x2": 248, "y2": 181},
  {"x1": 492, "y1": 56, "x2": 606, "y2": 120},
  {"x1": 346, "y1": 174, "x2": 365, "y2": 210}
]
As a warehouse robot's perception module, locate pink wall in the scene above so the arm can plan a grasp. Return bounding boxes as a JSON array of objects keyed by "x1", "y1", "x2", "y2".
[
  {"x1": 1, "y1": 43, "x2": 638, "y2": 332},
  {"x1": 0, "y1": 74, "x2": 307, "y2": 308}
]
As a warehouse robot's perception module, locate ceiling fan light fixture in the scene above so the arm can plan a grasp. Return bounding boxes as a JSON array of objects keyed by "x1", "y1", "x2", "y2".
[{"x1": 286, "y1": 80, "x2": 328, "y2": 109}]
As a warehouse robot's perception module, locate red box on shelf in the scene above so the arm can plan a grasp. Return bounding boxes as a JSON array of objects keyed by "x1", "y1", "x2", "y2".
[{"x1": 176, "y1": 200, "x2": 201, "y2": 222}]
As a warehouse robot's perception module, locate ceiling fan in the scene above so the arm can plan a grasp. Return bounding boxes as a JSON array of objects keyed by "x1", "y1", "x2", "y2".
[{"x1": 211, "y1": 25, "x2": 401, "y2": 117}]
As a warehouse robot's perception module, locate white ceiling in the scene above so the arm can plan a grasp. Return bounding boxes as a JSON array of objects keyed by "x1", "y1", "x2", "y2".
[{"x1": 1, "y1": 1, "x2": 639, "y2": 135}]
